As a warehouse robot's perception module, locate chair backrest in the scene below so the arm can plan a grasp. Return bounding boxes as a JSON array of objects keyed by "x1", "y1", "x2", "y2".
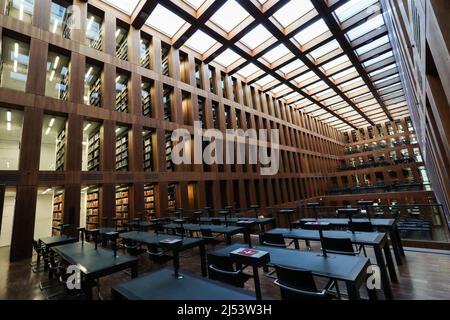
[
  {"x1": 274, "y1": 265, "x2": 327, "y2": 300},
  {"x1": 201, "y1": 228, "x2": 214, "y2": 238},
  {"x1": 349, "y1": 221, "x2": 374, "y2": 232},
  {"x1": 207, "y1": 255, "x2": 246, "y2": 288},
  {"x1": 32, "y1": 240, "x2": 40, "y2": 253},
  {"x1": 322, "y1": 237, "x2": 356, "y2": 256},
  {"x1": 260, "y1": 233, "x2": 286, "y2": 248}
]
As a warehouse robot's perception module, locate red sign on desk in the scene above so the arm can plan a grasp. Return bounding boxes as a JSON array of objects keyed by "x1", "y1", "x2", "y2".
[{"x1": 231, "y1": 248, "x2": 268, "y2": 258}]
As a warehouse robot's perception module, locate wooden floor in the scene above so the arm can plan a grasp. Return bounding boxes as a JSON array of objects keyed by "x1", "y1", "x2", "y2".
[{"x1": 0, "y1": 236, "x2": 449, "y2": 300}]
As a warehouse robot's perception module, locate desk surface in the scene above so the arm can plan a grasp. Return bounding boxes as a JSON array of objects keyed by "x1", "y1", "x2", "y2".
[
  {"x1": 210, "y1": 244, "x2": 369, "y2": 282},
  {"x1": 267, "y1": 228, "x2": 386, "y2": 245},
  {"x1": 52, "y1": 242, "x2": 137, "y2": 275},
  {"x1": 112, "y1": 268, "x2": 257, "y2": 300},
  {"x1": 120, "y1": 231, "x2": 203, "y2": 247},
  {"x1": 39, "y1": 235, "x2": 77, "y2": 247},
  {"x1": 163, "y1": 223, "x2": 245, "y2": 234},
  {"x1": 295, "y1": 218, "x2": 395, "y2": 227},
  {"x1": 200, "y1": 217, "x2": 275, "y2": 224}
]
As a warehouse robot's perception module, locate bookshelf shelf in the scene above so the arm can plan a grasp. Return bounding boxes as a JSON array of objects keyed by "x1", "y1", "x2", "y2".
[
  {"x1": 52, "y1": 190, "x2": 64, "y2": 236},
  {"x1": 116, "y1": 39, "x2": 128, "y2": 61},
  {"x1": 165, "y1": 133, "x2": 173, "y2": 172},
  {"x1": 144, "y1": 184, "x2": 155, "y2": 218},
  {"x1": 116, "y1": 133, "x2": 129, "y2": 171},
  {"x1": 115, "y1": 186, "x2": 129, "y2": 227},
  {"x1": 116, "y1": 86, "x2": 128, "y2": 113},
  {"x1": 86, "y1": 187, "x2": 99, "y2": 230},
  {"x1": 88, "y1": 129, "x2": 100, "y2": 171},
  {"x1": 144, "y1": 132, "x2": 154, "y2": 172},
  {"x1": 167, "y1": 183, "x2": 176, "y2": 214},
  {"x1": 56, "y1": 129, "x2": 66, "y2": 171}
]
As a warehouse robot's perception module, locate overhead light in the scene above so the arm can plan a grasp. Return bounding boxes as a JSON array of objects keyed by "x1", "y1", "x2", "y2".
[
  {"x1": 14, "y1": 43, "x2": 19, "y2": 58},
  {"x1": 85, "y1": 67, "x2": 93, "y2": 79},
  {"x1": 54, "y1": 56, "x2": 60, "y2": 69},
  {"x1": 45, "y1": 127, "x2": 51, "y2": 135},
  {"x1": 7, "y1": 111, "x2": 12, "y2": 122},
  {"x1": 115, "y1": 29, "x2": 121, "y2": 38},
  {"x1": 115, "y1": 75, "x2": 121, "y2": 83},
  {"x1": 115, "y1": 128, "x2": 121, "y2": 133},
  {"x1": 50, "y1": 70, "x2": 55, "y2": 81},
  {"x1": 52, "y1": 19, "x2": 59, "y2": 33},
  {"x1": 6, "y1": 122, "x2": 11, "y2": 131},
  {"x1": 86, "y1": 16, "x2": 94, "y2": 32},
  {"x1": 81, "y1": 187, "x2": 89, "y2": 191},
  {"x1": 49, "y1": 117, "x2": 55, "y2": 127},
  {"x1": 42, "y1": 188, "x2": 52, "y2": 195},
  {"x1": 13, "y1": 60, "x2": 18, "y2": 73},
  {"x1": 19, "y1": 4, "x2": 24, "y2": 20},
  {"x1": 83, "y1": 123, "x2": 91, "y2": 131},
  {"x1": 84, "y1": 96, "x2": 89, "y2": 102}
]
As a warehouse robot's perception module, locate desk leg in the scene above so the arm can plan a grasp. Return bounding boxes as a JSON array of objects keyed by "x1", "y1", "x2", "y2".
[
  {"x1": 173, "y1": 251, "x2": 181, "y2": 278},
  {"x1": 383, "y1": 242, "x2": 398, "y2": 283},
  {"x1": 253, "y1": 266, "x2": 262, "y2": 300},
  {"x1": 374, "y1": 246, "x2": 393, "y2": 300},
  {"x1": 389, "y1": 229, "x2": 403, "y2": 266},
  {"x1": 244, "y1": 230, "x2": 251, "y2": 245},
  {"x1": 345, "y1": 281, "x2": 360, "y2": 300},
  {"x1": 226, "y1": 234, "x2": 232, "y2": 245},
  {"x1": 200, "y1": 243, "x2": 207, "y2": 277},
  {"x1": 294, "y1": 239, "x2": 300, "y2": 250},
  {"x1": 394, "y1": 225, "x2": 405, "y2": 256}
]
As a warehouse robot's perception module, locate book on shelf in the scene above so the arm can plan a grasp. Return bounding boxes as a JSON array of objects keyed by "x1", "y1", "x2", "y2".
[
  {"x1": 52, "y1": 191, "x2": 64, "y2": 235},
  {"x1": 116, "y1": 39, "x2": 128, "y2": 61},
  {"x1": 116, "y1": 133, "x2": 129, "y2": 171},
  {"x1": 86, "y1": 188, "x2": 99, "y2": 230},
  {"x1": 56, "y1": 129, "x2": 66, "y2": 171}
]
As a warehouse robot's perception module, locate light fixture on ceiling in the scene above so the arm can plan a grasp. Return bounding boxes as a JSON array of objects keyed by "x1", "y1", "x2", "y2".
[
  {"x1": 115, "y1": 29, "x2": 121, "y2": 38},
  {"x1": 19, "y1": 4, "x2": 24, "y2": 21},
  {"x1": 13, "y1": 60, "x2": 18, "y2": 73},
  {"x1": 54, "y1": 56, "x2": 60, "y2": 69},
  {"x1": 83, "y1": 123, "x2": 91, "y2": 131},
  {"x1": 42, "y1": 188, "x2": 52, "y2": 195},
  {"x1": 50, "y1": 70, "x2": 55, "y2": 81},
  {"x1": 14, "y1": 43, "x2": 19, "y2": 58},
  {"x1": 86, "y1": 16, "x2": 94, "y2": 32},
  {"x1": 6, "y1": 122, "x2": 12, "y2": 131},
  {"x1": 49, "y1": 117, "x2": 55, "y2": 127},
  {"x1": 85, "y1": 66, "x2": 93, "y2": 79},
  {"x1": 7, "y1": 111, "x2": 12, "y2": 122},
  {"x1": 115, "y1": 127, "x2": 121, "y2": 133},
  {"x1": 45, "y1": 127, "x2": 51, "y2": 135},
  {"x1": 116, "y1": 75, "x2": 121, "y2": 83}
]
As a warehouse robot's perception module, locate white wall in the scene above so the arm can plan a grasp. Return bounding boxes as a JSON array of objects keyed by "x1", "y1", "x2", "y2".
[
  {"x1": 34, "y1": 193, "x2": 53, "y2": 241},
  {"x1": 39, "y1": 142, "x2": 57, "y2": 171},
  {"x1": 80, "y1": 192, "x2": 87, "y2": 228},
  {"x1": 0, "y1": 140, "x2": 20, "y2": 170},
  {"x1": 0, "y1": 193, "x2": 16, "y2": 247}
]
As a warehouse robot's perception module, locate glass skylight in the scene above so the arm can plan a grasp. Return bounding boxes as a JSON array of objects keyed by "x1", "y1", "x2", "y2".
[
  {"x1": 261, "y1": 44, "x2": 291, "y2": 64},
  {"x1": 210, "y1": 0, "x2": 250, "y2": 33},
  {"x1": 272, "y1": 0, "x2": 315, "y2": 28},
  {"x1": 356, "y1": 35, "x2": 390, "y2": 55},
  {"x1": 102, "y1": 0, "x2": 140, "y2": 14},
  {"x1": 255, "y1": 75, "x2": 276, "y2": 87},
  {"x1": 363, "y1": 51, "x2": 393, "y2": 67},
  {"x1": 280, "y1": 60, "x2": 305, "y2": 76},
  {"x1": 309, "y1": 40, "x2": 340, "y2": 60},
  {"x1": 240, "y1": 25, "x2": 272, "y2": 50},
  {"x1": 213, "y1": 49, "x2": 241, "y2": 67},
  {"x1": 270, "y1": 84, "x2": 289, "y2": 95},
  {"x1": 182, "y1": 0, "x2": 207, "y2": 10},
  {"x1": 236, "y1": 63, "x2": 260, "y2": 78},
  {"x1": 185, "y1": 30, "x2": 217, "y2": 54},
  {"x1": 293, "y1": 19, "x2": 329, "y2": 45},
  {"x1": 146, "y1": 5, "x2": 188, "y2": 37},
  {"x1": 346, "y1": 14, "x2": 385, "y2": 41},
  {"x1": 334, "y1": 0, "x2": 379, "y2": 22}
]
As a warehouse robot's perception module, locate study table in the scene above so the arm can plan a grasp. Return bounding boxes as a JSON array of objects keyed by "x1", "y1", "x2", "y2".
[
  {"x1": 209, "y1": 243, "x2": 374, "y2": 300},
  {"x1": 39, "y1": 235, "x2": 77, "y2": 271},
  {"x1": 292, "y1": 218, "x2": 405, "y2": 265},
  {"x1": 111, "y1": 268, "x2": 259, "y2": 300},
  {"x1": 199, "y1": 217, "x2": 276, "y2": 232},
  {"x1": 52, "y1": 242, "x2": 138, "y2": 299},
  {"x1": 120, "y1": 231, "x2": 207, "y2": 277},
  {"x1": 163, "y1": 223, "x2": 251, "y2": 244},
  {"x1": 266, "y1": 228, "x2": 396, "y2": 300}
]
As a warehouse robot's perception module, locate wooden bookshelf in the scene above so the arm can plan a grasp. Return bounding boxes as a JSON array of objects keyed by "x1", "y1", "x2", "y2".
[
  {"x1": 116, "y1": 132, "x2": 129, "y2": 171},
  {"x1": 90, "y1": 33, "x2": 102, "y2": 51},
  {"x1": 56, "y1": 129, "x2": 66, "y2": 171},
  {"x1": 116, "y1": 38, "x2": 128, "y2": 61},
  {"x1": 143, "y1": 131, "x2": 153, "y2": 171},
  {"x1": 144, "y1": 184, "x2": 155, "y2": 218},
  {"x1": 116, "y1": 85, "x2": 128, "y2": 113},
  {"x1": 88, "y1": 128, "x2": 100, "y2": 171},
  {"x1": 141, "y1": 47, "x2": 150, "y2": 69},
  {"x1": 161, "y1": 45, "x2": 169, "y2": 76},
  {"x1": 115, "y1": 185, "x2": 129, "y2": 227},
  {"x1": 89, "y1": 77, "x2": 101, "y2": 107},
  {"x1": 163, "y1": 86, "x2": 171, "y2": 121},
  {"x1": 86, "y1": 187, "x2": 99, "y2": 230},
  {"x1": 142, "y1": 89, "x2": 152, "y2": 117},
  {"x1": 165, "y1": 132, "x2": 173, "y2": 172},
  {"x1": 167, "y1": 183, "x2": 176, "y2": 214},
  {"x1": 60, "y1": 73, "x2": 69, "y2": 101},
  {"x1": 52, "y1": 190, "x2": 64, "y2": 235}
]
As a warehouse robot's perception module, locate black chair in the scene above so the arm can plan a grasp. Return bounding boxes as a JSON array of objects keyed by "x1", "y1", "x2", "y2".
[
  {"x1": 31, "y1": 240, "x2": 45, "y2": 273},
  {"x1": 260, "y1": 233, "x2": 291, "y2": 248},
  {"x1": 146, "y1": 243, "x2": 172, "y2": 264},
  {"x1": 207, "y1": 255, "x2": 251, "y2": 288},
  {"x1": 348, "y1": 221, "x2": 374, "y2": 257},
  {"x1": 321, "y1": 237, "x2": 360, "y2": 256},
  {"x1": 274, "y1": 265, "x2": 340, "y2": 300},
  {"x1": 200, "y1": 229, "x2": 222, "y2": 245}
]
